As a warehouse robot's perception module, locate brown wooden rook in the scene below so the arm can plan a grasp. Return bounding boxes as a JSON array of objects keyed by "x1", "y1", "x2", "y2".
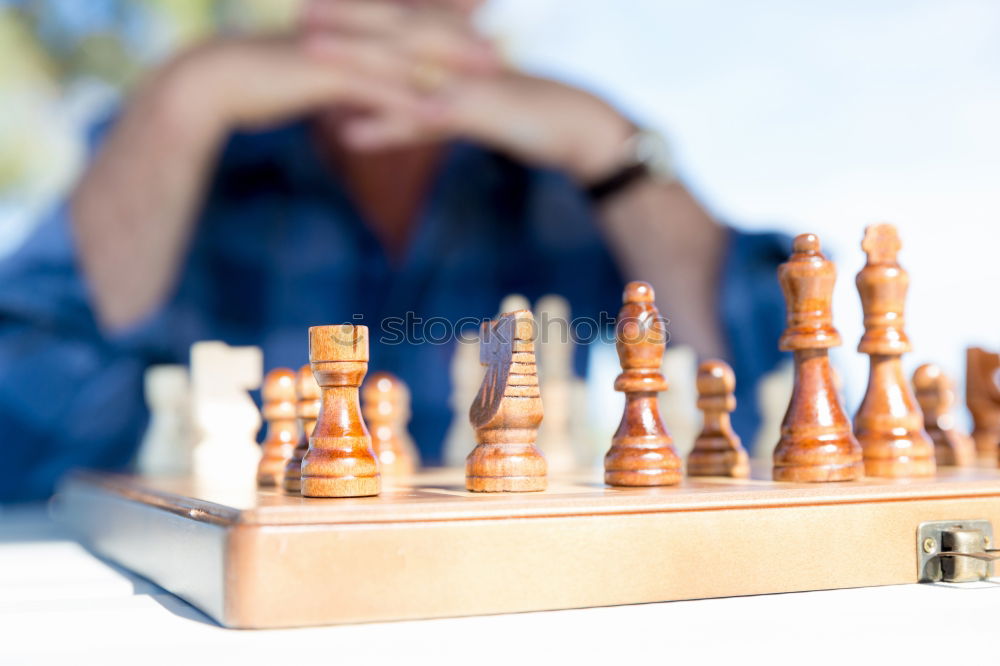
[
  {"x1": 301, "y1": 325, "x2": 380, "y2": 498},
  {"x1": 853, "y1": 224, "x2": 935, "y2": 477},
  {"x1": 605, "y1": 281, "x2": 681, "y2": 487},
  {"x1": 773, "y1": 234, "x2": 863, "y2": 482},
  {"x1": 466, "y1": 310, "x2": 547, "y2": 492},
  {"x1": 687, "y1": 359, "x2": 749, "y2": 478}
]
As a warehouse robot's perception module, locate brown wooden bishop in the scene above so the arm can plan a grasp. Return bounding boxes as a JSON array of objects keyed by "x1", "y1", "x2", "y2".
[
  {"x1": 853, "y1": 224, "x2": 935, "y2": 477},
  {"x1": 256, "y1": 367, "x2": 298, "y2": 487},
  {"x1": 687, "y1": 359, "x2": 749, "y2": 478},
  {"x1": 282, "y1": 364, "x2": 321, "y2": 494},
  {"x1": 913, "y1": 363, "x2": 975, "y2": 467},
  {"x1": 773, "y1": 234, "x2": 863, "y2": 482},
  {"x1": 301, "y1": 325, "x2": 380, "y2": 498},
  {"x1": 362, "y1": 372, "x2": 420, "y2": 478},
  {"x1": 605, "y1": 282, "x2": 681, "y2": 486},
  {"x1": 966, "y1": 347, "x2": 1000, "y2": 464},
  {"x1": 466, "y1": 310, "x2": 547, "y2": 492}
]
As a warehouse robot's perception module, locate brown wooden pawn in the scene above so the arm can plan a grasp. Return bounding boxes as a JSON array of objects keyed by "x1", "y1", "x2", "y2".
[
  {"x1": 966, "y1": 347, "x2": 1000, "y2": 464},
  {"x1": 282, "y1": 364, "x2": 321, "y2": 494},
  {"x1": 773, "y1": 234, "x2": 863, "y2": 482},
  {"x1": 466, "y1": 310, "x2": 547, "y2": 492},
  {"x1": 301, "y1": 325, "x2": 380, "y2": 498},
  {"x1": 362, "y1": 372, "x2": 420, "y2": 478},
  {"x1": 913, "y1": 363, "x2": 975, "y2": 467},
  {"x1": 853, "y1": 224, "x2": 935, "y2": 477},
  {"x1": 256, "y1": 368, "x2": 298, "y2": 487},
  {"x1": 605, "y1": 282, "x2": 682, "y2": 486},
  {"x1": 687, "y1": 360, "x2": 749, "y2": 478}
]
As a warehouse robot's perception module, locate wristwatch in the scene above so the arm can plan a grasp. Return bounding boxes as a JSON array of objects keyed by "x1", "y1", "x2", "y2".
[{"x1": 585, "y1": 126, "x2": 676, "y2": 204}]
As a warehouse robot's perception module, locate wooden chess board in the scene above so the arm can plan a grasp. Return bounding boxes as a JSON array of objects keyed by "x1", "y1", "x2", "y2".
[{"x1": 54, "y1": 466, "x2": 1000, "y2": 629}]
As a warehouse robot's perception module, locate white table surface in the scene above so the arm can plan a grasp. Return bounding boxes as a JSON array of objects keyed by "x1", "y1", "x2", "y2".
[{"x1": 3, "y1": 503, "x2": 998, "y2": 665}]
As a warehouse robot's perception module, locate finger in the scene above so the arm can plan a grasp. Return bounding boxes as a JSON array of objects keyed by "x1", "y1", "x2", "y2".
[
  {"x1": 302, "y1": 0, "x2": 410, "y2": 36},
  {"x1": 233, "y1": 40, "x2": 426, "y2": 126},
  {"x1": 302, "y1": 0, "x2": 499, "y2": 73},
  {"x1": 339, "y1": 113, "x2": 438, "y2": 151},
  {"x1": 301, "y1": 32, "x2": 414, "y2": 86}
]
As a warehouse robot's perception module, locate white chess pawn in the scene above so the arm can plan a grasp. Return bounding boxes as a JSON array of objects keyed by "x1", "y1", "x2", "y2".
[
  {"x1": 658, "y1": 345, "x2": 699, "y2": 459},
  {"x1": 752, "y1": 359, "x2": 794, "y2": 462},
  {"x1": 190, "y1": 341, "x2": 263, "y2": 487},
  {"x1": 136, "y1": 365, "x2": 194, "y2": 476},
  {"x1": 535, "y1": 294, "x2": 576, "y2": 473}
]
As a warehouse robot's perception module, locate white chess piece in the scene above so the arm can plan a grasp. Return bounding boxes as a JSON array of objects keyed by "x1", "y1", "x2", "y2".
[
  {"x1": 498, "y1": 293, "x2": 530, "y2": 316},
  {"x1": 443, "y1": 336, "x2": 484, "y2": 467},
  {"x1": 136, "y1": 365, "x2": 194, "y2": 476},
  {"x1": 752, "y1": 359, "x2": 794, "y2": 461},
  {"x1": 658, "y1": 345, "x2": 699, "y2": 459},
  {"x1": 535, "y1": 294, "x2": 576, "y2": 473},
  {"x1": 190, "y1": 341, "x2": 263, "y2": 487}
]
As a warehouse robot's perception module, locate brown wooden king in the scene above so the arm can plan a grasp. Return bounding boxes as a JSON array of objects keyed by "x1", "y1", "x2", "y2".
[
  {"x1": 605, "y1": 281, "x2": 681, "y2": 486},
  {"x1": 466, "y1": 310, "x2": 547, "y2": 492},
  {"x1": 853, "y1": 224, "x2": 935, "y2": 477},
  {"x1": 301, "y1": 325, "x2": 380, "y2": 498},
  {"x1": 773, "y1": 234, "x2": 863, "y2": 482}
]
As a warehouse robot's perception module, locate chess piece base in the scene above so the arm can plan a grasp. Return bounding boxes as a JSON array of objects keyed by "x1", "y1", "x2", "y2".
[
  {"x1": 604, "y1": 468, "x2": 682, "y2": 487},
  {"x1": 465, "y1": 443, "x2": 547, "y2": 493},
  {"x1": 687, "y1": 449, "x2": 750, "y2": 479},
  {"x1": 464, "y1": 450, "x2": 547, "y2": 493},
  {"x1": 773, "y1": 460, "x2": 864, "y2": 483},
  {"x1": 863, "y1": 458, "x2": 935, "y2": 478},
  {"x1": 466, "y1": 475, "x2": 546, "y2": 493},
  {"x1": 301, "y1": 475, "x2": 380, "y2": 498},
  {"x1": 605, "y1": 443, "x2": 682, "y2": 487},
  {"x1": 257, "y1": 457, "x2": 289, "y2": 487},
  {"x1": 973, "y1": 430, "x2": 1000, "y2": 465}
]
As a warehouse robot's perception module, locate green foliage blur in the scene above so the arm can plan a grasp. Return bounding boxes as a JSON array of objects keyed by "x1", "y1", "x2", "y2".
[{"x1": 0, "y1": 0, "x2": 299, "y2": 251}]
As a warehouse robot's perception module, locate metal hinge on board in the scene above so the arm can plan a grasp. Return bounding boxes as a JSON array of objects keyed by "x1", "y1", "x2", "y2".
[{"x1": 918, "y1": 520, "x2": 999, "y2": 583}]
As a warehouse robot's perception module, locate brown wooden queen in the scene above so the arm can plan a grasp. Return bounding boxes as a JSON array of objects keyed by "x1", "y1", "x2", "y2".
[{"x1": 772, "y1": 234, "x2": 863, "y2": 482}]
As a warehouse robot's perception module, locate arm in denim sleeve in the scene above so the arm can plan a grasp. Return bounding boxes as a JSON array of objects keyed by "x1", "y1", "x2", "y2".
[{"x1": 0, "y1": 203, "x2": 157, "y2": 501}]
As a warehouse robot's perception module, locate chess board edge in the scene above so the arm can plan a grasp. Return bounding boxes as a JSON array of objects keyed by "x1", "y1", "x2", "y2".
[{"x1": 54, "y1": 469, "x2": 1000, "y2": 628}]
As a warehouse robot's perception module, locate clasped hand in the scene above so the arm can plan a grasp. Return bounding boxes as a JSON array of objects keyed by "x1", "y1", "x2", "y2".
[{"x1": 155, "y1": 0, "x2": 632, "y2": 183}]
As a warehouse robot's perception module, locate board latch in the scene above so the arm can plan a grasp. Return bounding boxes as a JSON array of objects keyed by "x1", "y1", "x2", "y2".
[{"x1": 918, "y1": 520, "x2": 998, "y2": 582}]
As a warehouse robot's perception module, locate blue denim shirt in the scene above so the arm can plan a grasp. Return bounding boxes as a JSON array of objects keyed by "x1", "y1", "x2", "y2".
[{"x1": 0, "y1": 120, "x2": 790, "y2": 501}]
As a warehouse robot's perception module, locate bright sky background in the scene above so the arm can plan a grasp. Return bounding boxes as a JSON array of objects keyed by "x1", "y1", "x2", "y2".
[{"x1": 484, "y1": 0, "x2": 1000, "y2": 412}]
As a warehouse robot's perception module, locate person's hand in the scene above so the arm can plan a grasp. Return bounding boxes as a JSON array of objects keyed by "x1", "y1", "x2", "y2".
[
  {"x1": 301, "y1": 0, "x2": 635, "y2": 183},
  {"x1": 145, "y1": 5, "x2": 499, "y2": 144}
]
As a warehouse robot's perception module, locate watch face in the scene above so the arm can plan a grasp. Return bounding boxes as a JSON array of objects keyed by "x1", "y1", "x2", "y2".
[{"x1": 634, "y1": 129, "x2": 676, "y2": 181}]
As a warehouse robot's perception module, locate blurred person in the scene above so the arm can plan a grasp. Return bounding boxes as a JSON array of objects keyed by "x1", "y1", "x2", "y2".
[{"x1": 0, "y1": 0, "x2": 788, "y2": 501}]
